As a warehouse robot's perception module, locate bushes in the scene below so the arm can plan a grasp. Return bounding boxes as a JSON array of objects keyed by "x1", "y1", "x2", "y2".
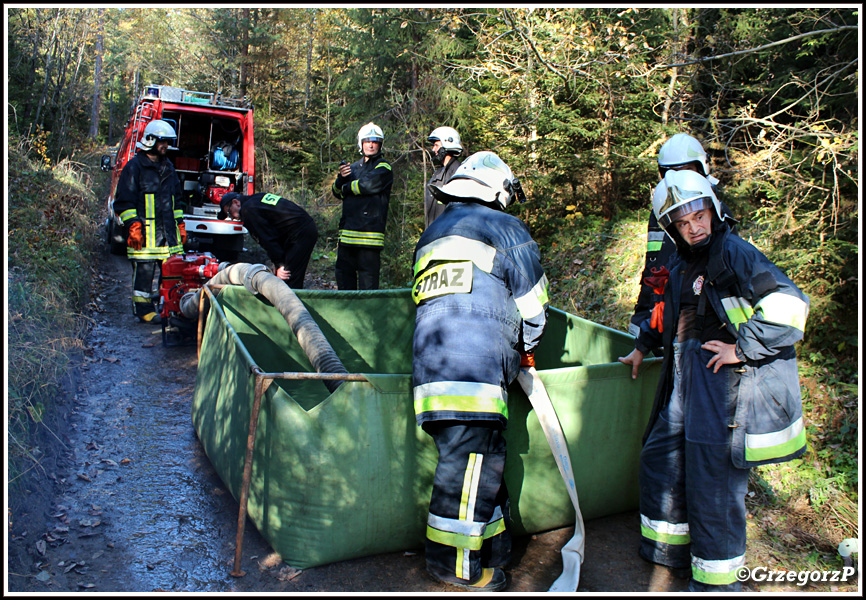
[{"x1": 7, "y1": 141, "x2": 101, "y2": 488}]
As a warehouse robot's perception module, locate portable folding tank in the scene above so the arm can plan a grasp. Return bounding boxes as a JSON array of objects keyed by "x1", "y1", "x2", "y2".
[{"x1": 191, "y1": 286, "x2": 661, "y2": 569}]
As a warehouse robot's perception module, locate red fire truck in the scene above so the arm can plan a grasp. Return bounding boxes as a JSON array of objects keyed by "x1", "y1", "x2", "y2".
[{"x1": 102, "y1": 84, "x2": 254, "y2": 261}]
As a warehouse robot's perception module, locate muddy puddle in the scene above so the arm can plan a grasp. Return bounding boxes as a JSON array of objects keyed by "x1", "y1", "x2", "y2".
[{"x1": 6, "y1": 246, "x2": 677, "y2": 594}]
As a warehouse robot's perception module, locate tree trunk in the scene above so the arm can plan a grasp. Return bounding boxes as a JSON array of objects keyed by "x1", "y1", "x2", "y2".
[
  {"x1": 22, "y1": 12, "x2": 41, "y2": 122},
  {"x1": 240, "y1": 8, "x2": 250, "y2": 96},
  {"x1": 525, "y1": 23, "x2": 538, "y2": 164},
  {"x1": 108, "y1": 79, "x2": 114, "y2": 144},
  {"x1": 661, "y1": 9, "x2": 678, "y2": 125},
  {"x1": 601, "y1": 81, "x2": 615, "y2": 220},
  {"x1": 59, "y1": 23, "x2": 89, "y2": 153},
  {"x1": 131, "y1": 69, "x2": 139, "y2": 113},
  {"x1": 89, "y1": 8, "x2": 104, "y2": 140},
  {"x1": 34, "y1": 9, "x2": 62, "y2": 129},
  {"x1": 662, "y1": 8, "x2": 690, "y2": 125},
  {"x1": 303, "y1": 10, "x2": 317, "y2": 128}
]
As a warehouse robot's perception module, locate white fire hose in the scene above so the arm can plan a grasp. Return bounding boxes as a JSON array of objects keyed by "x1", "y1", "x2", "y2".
[{"x1": 517, "y1": 366, "x2": 586, "y2": 592}]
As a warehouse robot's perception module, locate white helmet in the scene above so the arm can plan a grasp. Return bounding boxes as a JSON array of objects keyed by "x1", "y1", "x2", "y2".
[
  {"x1": 652, "y1": 169, "x2": 723, "y2": 240},
  {"x1": 136, "y1": 119, "x2": 177, "y2": 151},
  {"x1": 357, "y1": 122, "x2": 384, "y2": 153},
  {"x1": 431, "y1": 151, "x2": 525, "y2": 210},
  {"x1": 427, "y1": 126, "x2": 463, "y2": 155},
  {"x1": 657, "y1": 133, "x2": 711, "y2": 178}
]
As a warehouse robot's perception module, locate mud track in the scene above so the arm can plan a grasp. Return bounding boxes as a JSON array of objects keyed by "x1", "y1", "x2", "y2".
[{"x1": 7, "y1": 244, "x2": 685, "y2": 594}]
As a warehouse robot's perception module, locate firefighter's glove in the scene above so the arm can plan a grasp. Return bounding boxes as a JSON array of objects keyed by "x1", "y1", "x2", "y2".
[
  {"x1": 520, "y1": 352, "x2": 536, "y2": 368},
  {"x1": 644, "y1": 266, "x2": 670, "y2": 333},
  {"x1": 178, "y1": 221, "x2": 187, "y2": 245},
  {"x1": 127, "y1": 221, "x2": 143, "y2": 251}
]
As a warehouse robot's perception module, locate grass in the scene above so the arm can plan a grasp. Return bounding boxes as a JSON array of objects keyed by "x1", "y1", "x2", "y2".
[
  {"x1": 6, "y1": 142, "x2": 101, "y2": 488},
  {"x1": 540, "y1": 210, "x2": 647, "y2": 330},
  {"x1": 6, "y1": 135, "x2": 857, "y2": 589}
]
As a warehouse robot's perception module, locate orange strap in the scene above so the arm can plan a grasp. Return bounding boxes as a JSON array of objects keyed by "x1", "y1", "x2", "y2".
[
  {"x1": 650, "y1": 301, "x2": 664, "y2": 333},
  {"x1": 644, "y1": 266, "x2": 669, "y2": 333}
]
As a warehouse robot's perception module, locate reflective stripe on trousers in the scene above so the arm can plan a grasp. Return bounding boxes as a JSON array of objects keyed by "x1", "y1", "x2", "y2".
[
  {"x1": 423, "y1": 423, "x2": 511, "y2": 585},
  {"x1": 638, "y1": 338, "x2": 750, "y2": 592},
  {"x1": 131, "y1": 260, "x2": 159, "y2": 318}
]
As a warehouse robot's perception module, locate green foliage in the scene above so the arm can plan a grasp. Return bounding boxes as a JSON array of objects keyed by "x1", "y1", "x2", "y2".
[
  {"x1": 538, "y1": 210, "x2": 647, "y2": 331},
  {"x1": 7, "y1": 140, "x2": 101, "y2": 486},
  {"x1": 4, "y1": 6, "x2": 859, "y2": 573}
]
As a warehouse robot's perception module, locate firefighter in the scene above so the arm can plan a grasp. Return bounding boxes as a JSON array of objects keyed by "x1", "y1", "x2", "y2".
[
  {"x1": 424, "y1": 126, "x2": 463, "y2": 228},
  {"x1": 412, "y1": 151, "x2": 549, "y2": 592},
  {"x1": 618, "y1": 170, "x2": 809, "y2": 592},
  {"x1": 331, "y1": 122, "x2": 393, "y2": 290},
  {"x1": 629, "y1": 133, "x2": 737, "y2": 344},
  {"x1": 113, "y1": 119, "x2": 185, "y2": 324},
  {"x1": 217, "y1": 191, "x2": 318, "y2": 289}
]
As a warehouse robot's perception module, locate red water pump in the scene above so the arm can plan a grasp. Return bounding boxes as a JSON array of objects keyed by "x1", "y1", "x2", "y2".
[{"x1": 158, "y1": 252, "x2": 221, "y2": 346}]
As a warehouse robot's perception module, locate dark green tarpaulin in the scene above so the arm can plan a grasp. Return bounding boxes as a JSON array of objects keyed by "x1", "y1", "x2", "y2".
[{"x1": 191, "y1": 286, "x2": 660, "y2": 569}]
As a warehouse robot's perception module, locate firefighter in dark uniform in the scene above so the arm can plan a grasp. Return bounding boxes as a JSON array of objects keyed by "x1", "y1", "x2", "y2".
[
  {"x1": 218, "y1": 191, "x2": 318, "y2": 289},
  {"x1": 331, "y1": 122, "x2": 393, "y2": 290},
  {"x1": 114, "y1": 119, "x2": 185, "y2": 324},
  {"x1": 630, "y1": 133, "x2": 737, "y2": 344},
  {"x1": 619, "y1": 170, "x2": 809, "y2": 592},
  {"x1": 412, "y1": 151, "x2": 549, "y2": 592},
  {"x1": 424, "y1": 126, "x2": 463, "y2": 228}
]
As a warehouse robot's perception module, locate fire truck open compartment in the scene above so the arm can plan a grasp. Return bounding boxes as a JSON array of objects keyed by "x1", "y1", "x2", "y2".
[{"x1": 163, "y1": 109, "x2": 248, "y2": 212}]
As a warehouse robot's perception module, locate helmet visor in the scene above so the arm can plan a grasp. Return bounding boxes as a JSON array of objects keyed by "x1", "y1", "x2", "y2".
[
  {"x1": 659, "y1": 197, "x2": 713, "y2": 229},
  {"x1": 658, "y1": 162, "x2": 701, "y2": 178}
]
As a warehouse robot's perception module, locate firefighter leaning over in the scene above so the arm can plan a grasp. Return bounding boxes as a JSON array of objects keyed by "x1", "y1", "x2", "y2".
[
  {"x1": 113, "y1": 119, "x2": 185, "y2": 324},
  {"x1": 331, "y1": 122, "x2": 394, "y2": 290},
  {"x1": 218, "y1": 191, "x2": 318, "y2": 289},
  {"x1": 618, "y1": 169, "x2": 809, "y2": 592},
  {"x1": 412, "y1": 151, "x2": 549, "y2": 592}
]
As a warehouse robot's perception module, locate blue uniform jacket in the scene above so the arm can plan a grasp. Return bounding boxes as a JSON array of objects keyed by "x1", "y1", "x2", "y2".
[
  {"x1": 411, "y1": 201, "x2": 549, "y2": 427},
  {"x1": 635, "y1": 226, "x2": 809, "y2": 467}
]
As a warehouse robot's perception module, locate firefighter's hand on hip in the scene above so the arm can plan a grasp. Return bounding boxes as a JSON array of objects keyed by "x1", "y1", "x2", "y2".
[
  {"x1": 275, "y1": 266, "x2": 291, "y2": 281},
  {"x1": 702, "y1": 340, "x2": 741, "y2": 373}
]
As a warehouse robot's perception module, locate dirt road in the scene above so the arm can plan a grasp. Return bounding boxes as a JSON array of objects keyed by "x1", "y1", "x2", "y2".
[{"x1": 20, "y1": 241, "x2": 855, "y2": 593}]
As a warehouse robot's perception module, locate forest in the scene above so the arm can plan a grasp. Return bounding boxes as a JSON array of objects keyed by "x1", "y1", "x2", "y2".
[{"x1": 6, "y1": 6, "x2": 860, "y2": 579}]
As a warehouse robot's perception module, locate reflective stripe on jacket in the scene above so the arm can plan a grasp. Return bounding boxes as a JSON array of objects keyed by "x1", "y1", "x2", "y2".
[
  {"x1": 411, "y1": 201, "x2": 548, "y2": 425},
  {"x1": 635, "y1": 226, "x2": 809, "y2": 467},
  {"x1": 114, "y1": 151, "x2": 184, "y2": 260},
  {"x1": 332, "y1": 154, "x2": 393, "y2": 248}
]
